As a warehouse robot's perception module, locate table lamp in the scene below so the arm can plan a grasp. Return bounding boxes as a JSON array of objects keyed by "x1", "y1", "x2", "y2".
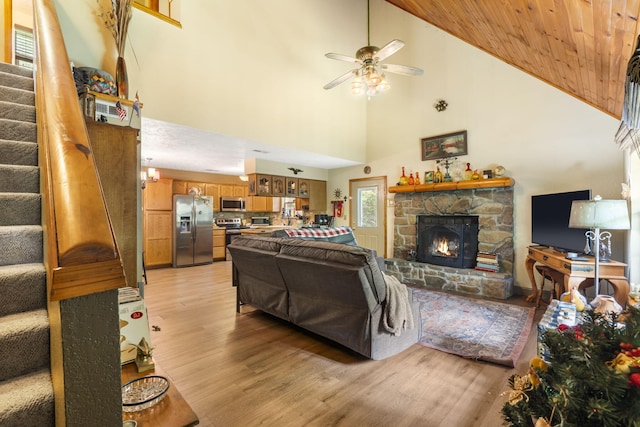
[{"x1": 569, "y1": 195, "x2": 630, "y2": 297}]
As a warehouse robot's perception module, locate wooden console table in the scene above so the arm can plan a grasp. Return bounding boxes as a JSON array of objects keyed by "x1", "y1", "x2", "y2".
[
  {"x1": 122, "y1": 363, "x2": 199, "y2": 426},
  {"x1": 525, "y1": 246, "x2": 629, "y2": 308}
]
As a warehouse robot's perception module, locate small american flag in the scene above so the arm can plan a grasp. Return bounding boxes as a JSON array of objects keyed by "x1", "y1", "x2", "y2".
[
  {"x1": 132, "y1": 91, "x2": 140, "y2": 117},
  {"x1": 115, "y1": 101, "x2": 127, "y2": 121}
]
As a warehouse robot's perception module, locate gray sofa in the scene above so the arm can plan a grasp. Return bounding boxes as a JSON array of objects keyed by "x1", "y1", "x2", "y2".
[{"x1": 228, "y1": 235, "x2": 420, "y2": 360}]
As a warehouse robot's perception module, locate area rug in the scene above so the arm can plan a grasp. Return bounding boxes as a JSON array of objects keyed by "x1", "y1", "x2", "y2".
[{"x1": 411, "y1": 288, "x2": 535, "y2": 367}]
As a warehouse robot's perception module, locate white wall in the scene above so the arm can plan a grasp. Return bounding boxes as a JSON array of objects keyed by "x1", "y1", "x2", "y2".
[
  {"x1": 54, "y1": 0, "x2": 369, "y2": 164},
  {"x1": 329, "y1": 0, "x2": 626, "y2": 291}
]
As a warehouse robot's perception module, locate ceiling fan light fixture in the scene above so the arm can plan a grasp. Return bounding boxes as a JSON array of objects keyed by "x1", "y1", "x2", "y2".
[
  {"x1": 377, "y1": 74, "x2": 390, "y2": 92},
  {"x1": 351, "y1": 77, "x2": 365, "y2": 95}
]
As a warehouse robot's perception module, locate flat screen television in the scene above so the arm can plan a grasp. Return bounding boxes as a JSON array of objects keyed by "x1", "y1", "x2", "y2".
[{"x1": 531, "y1": 189, "x2": 591, "y2": 253}]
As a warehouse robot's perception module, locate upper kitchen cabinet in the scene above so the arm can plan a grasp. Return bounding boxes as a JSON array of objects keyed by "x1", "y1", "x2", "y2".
[
  {"x1": 144, "y1": 178, "x2": 173, "y2": 211},
  {"x1": 187, "y1": 182, "x2": 207, "y2": 195},
  {"x1": 298, "y1": 179, "x2": 310, "y2": 198},
  {"x1": 272, "y1": 176, "x2": 285, "y2": 197},
  {"x1": 248, "y1": 174, "x2": 272, "y2": 196},
  {"x1": 173, "y1": 180, "x2": 187, "y2": 195},
  {"x1": 308, "y1": 179, "x2": 327, "y2": 211},
  {"x1": 286, "y1": 177, "x2": 298, "y2": 197},
  {"x1": 205, "y1": 184, "x2": 220, "y2": 211},
  {"x1": 220, "y1": 184, "x2": 248, "y2": 198}
]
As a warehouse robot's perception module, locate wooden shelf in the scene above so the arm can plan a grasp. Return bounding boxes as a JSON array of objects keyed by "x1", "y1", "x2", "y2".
[{"x1": 389, "y1": 177, "x2": 514, "y2": 193}]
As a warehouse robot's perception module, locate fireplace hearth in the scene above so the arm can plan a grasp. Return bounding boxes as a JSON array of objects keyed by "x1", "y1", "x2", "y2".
[{"x1": 417, "y1": 215, "x2": 479, "y2": 268}]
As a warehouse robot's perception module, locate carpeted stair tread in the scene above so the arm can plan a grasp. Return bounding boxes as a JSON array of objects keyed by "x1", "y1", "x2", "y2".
[
  {"x1": 0, "y1": 118, "x2": 37, "y2": 142},
  {"x1": 0, "y1": 62, "x2": 34, "y2": 78},
  {"x1": 0, "y1": 70, "x2": 34, "y2": 92},
  {"x1": 0, "y1": 225, "x2": 42, "y2": 266},
  {"x1": 0, "y1": 139, "x2": 38, "y2": 167},
  {"x1": 0, "y1": 264, "x2": 46, "y2": 317},
  {"x1": 0, "y1": 368, "x2": 54, "y2": 427},
  {"x1": 0, "y1": 193, "x2": 40, "y2": 226},
  {"x1": 0, "y1": 100, "x2": 36, "y2": 122},
  {"x1": 0, "y1": 85, "x2": 35, "y2": 107},
  {"x1": 0, "y1": 164, "x2": 39, "y2": 193},
  {"x1": 0, "y1": 309, "x2": 50, "y2": 382}
]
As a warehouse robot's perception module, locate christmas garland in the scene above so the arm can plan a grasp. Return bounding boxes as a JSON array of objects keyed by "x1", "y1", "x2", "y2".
[{"x1": 501, "y1": 306, "x2": 640, "y2": 427}]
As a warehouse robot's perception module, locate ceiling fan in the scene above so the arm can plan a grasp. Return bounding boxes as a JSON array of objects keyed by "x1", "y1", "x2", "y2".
[{"x1": 323, "y1": 0, "x2": 423, "y2": 97}]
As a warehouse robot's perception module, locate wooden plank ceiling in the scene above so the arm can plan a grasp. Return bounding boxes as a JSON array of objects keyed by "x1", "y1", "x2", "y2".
[{"x1": 385, "y1": 0, "x2": 640, "y2": 118}]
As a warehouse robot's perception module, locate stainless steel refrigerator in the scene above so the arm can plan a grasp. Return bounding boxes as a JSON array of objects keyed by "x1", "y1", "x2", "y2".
[{"x1": 172, "y1": 195, "x2": 214, "y2": 267}]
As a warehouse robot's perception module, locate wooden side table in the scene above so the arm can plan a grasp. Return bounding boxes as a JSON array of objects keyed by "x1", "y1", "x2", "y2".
[
  {"x1": 525, "y1": 246, "x2": 629, "y2": 308},
  {"x1": 122, "y1": 363, "x2": 199, "y2": 427}
]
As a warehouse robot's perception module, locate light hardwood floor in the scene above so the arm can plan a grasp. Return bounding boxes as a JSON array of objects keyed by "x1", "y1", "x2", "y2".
[{"x1": 143, "y1": 262, "x2": 543, "y2": 427}]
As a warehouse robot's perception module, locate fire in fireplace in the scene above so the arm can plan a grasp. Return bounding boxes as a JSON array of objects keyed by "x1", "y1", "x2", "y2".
[{"x1": 416, "y1": 215, "x2": 479, "y2": 268}]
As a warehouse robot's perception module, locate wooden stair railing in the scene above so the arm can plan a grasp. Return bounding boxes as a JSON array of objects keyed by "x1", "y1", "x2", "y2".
[{"x1": 33, "y1": 0, "x2": 126, "y2": 301}]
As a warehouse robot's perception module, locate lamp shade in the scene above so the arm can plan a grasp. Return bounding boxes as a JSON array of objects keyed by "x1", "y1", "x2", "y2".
[{"x1": 569, "y1": 197, "x2": 630, "y2": 230}]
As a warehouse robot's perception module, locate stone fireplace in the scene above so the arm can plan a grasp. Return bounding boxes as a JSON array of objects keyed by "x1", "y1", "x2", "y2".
[{"x1": 385, "y1": 184, "x2": 514, "y2": 299}]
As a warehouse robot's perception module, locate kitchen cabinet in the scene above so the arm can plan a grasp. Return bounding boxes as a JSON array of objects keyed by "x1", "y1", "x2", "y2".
[
  {"x1": 246, "y1": 196, "x2": 275, "y2": 212},
  {"x1": 86, "y1": 119, "x2": 139, "y2": 287},
  {"x1": 298, "y1": 179, "x2": 310, "y2": 197},
  {"x1": 272, "y1": 176, "x2": 285, "y2": 197},
  {"x1": 144, "y1": 178, "x2": 173, "y2": 211},
  {"x1": 219, "y1": 184, "x2": 247, "y2": 197},
  {"x1": 234, "y1": 185, "x2": 248, "y2": 198},
  {"x1": 286, "y1": 177, "x2": 298, "y2": 197},
  {"x1": 248, "y1": 174, "x2": 272, "y2": 196},
  {"x1": 295, "y1": 180, "x2": 327, "y2": 211},
  {"x1": 219, "y1": 184, "x2": 234, "y2": 197},
  {"x1": 172, "y1": 180, "x2": 187, "y2": 195},
  {"x1": 205, "y1": 184, "x2": 220, "y2": 211},
  {"x1": 187, "y1": 182, "x2": 206, "y2": 195},
  {"x1": 213, "y1": 228, "x2": 226, "y2": 261},
  {"x1": 143, "y1": 178, "x2": 173, "y2": 268},
  {"x1": 308, "y1": 179, "x2": 327, "y2": 211},
  {"x1": 143, "y1": 210, "x2": 173, "y2": 268}
]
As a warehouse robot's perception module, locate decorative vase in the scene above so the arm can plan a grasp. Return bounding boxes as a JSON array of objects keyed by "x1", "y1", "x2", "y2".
[{"x1": 116, "y1": 56, "x2": 129, "y2": 99}]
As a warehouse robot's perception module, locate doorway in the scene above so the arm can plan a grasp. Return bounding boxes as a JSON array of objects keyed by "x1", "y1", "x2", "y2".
[{"x1": 349, "y1": 176, "x2": 386, "y2": 257}]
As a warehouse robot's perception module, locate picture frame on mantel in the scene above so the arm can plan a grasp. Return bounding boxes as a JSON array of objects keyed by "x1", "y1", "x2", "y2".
[{"x1": 421, "y1": 130, "x2": 467, "y2": 161}]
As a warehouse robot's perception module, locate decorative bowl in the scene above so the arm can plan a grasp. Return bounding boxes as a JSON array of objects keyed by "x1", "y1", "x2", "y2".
[{"x1": 122, "y1": 375, "x2": 170, "y2": 412}]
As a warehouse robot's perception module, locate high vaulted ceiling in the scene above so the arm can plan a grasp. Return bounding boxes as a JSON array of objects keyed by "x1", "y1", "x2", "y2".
[{"x1": 386, "y1": 0, "x2": 640, "y2": 119}]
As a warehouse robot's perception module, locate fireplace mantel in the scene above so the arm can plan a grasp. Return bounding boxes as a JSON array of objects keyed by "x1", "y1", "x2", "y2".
[{"x1": 389, "y1": 177, "x2": 514, "y2": 193}]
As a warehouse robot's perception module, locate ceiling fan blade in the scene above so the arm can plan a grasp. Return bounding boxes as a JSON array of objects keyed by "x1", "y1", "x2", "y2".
[
  {"x1": 374, "y1": 39, "x2": 405, "y2": 61},
  {"x1": 380, "y1": 63, "x2": 424, "y2": 76},
  {"x1": 325, "y1": 53, "x2": 361, "y2": 64},
  {"x1": 323, "y1": 69, "x2": 359, "y2": 90}
]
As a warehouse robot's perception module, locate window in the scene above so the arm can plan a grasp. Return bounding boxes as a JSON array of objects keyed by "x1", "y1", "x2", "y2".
[
  {"x1": 133, "y1": 0, "x2": 181, "y2": 27},
  {"x1": 357, "y1": 186, "x2": 378, "y2": 228},
  {"x1": 14, "y1": 26, "x2": 34, "y2": 69}
]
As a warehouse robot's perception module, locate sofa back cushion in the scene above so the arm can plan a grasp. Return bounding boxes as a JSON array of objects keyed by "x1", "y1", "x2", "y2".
[
  {"x1": 275, "y1": 239, "x2": 387, "y2": 355},
  {"x1": 227, "y1": 236, "x2": 289, "y2": 320}
]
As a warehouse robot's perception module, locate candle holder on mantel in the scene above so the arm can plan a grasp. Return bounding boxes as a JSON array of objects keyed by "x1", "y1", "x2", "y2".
[{"x1": 436, "y1": 157, "x2": 457, "y2": 182}]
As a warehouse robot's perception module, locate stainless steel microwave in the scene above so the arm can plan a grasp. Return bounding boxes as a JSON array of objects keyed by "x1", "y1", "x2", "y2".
[{"x1": 220, "y1": 197, "x2": 246, "y2": 212}]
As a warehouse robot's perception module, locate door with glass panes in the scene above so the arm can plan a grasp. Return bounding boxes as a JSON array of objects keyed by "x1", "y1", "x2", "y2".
[{"x1": 349, "y1": 177, "x2": 386, "y2": 257}]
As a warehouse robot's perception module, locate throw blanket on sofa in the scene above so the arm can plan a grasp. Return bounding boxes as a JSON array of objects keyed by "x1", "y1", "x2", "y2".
[
  {"x1": 285, "y1": 226, "x2": 353, "y2": 239},
  {"x1": 382, "y1": 273, "x2": 414, "y2": 336}
]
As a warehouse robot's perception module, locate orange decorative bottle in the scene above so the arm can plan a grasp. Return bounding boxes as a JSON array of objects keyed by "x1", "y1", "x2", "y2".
[
  {"x1": 464, "y1": 163, "x2": 473, "y2": 180},
  {"x1": 408, "y1": 172, "x2": 415, "y2": 185},
  {"x1": 399, "y1": 167, "x2": 409, "y2": 185},
  {"x1": 434, "y1": 167, "x2": 443, "y2": 183}
]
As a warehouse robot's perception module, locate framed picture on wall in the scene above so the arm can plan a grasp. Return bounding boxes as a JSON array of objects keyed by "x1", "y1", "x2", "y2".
[{"x1": 421, "y1": 130, "x2": 467, "y2": 161}]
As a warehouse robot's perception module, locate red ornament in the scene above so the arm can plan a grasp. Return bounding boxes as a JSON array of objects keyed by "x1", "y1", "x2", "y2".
[{"x1": 630, "y1": 373, "x2": 640, "y2": 387}]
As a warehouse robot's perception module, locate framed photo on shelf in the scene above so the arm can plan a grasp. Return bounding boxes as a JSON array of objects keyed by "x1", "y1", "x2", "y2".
[{"x1": 421, "y1": 130, "x2": 467, "y2": 161}]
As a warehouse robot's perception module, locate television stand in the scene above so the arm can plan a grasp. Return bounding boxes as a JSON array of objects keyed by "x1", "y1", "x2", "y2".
[{"x1": 525, "y1": 245, "x2": 630, "y2": 308}]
